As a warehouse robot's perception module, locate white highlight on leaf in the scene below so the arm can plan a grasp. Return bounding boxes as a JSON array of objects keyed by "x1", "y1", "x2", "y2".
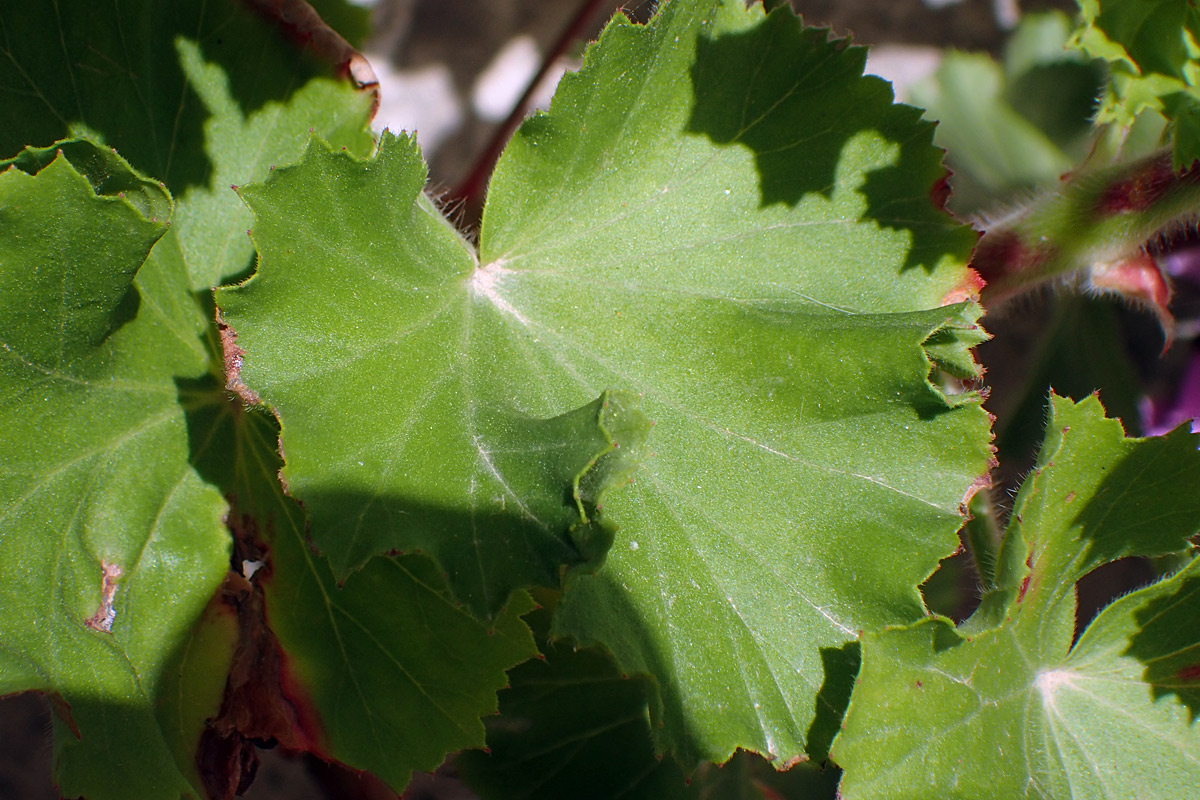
[
  {"x1": 86, "y1": 561, "x2": 123, "y2": 633},
  {"x1": 471, "y1": 435, "x2": 545, "y2": 528},
  {"x1": 469, "y1": 261, "x2": 530, "y2": 326},
  {"x1": 1035, "y1": 669, "x2": 1076, "y2": 708}
]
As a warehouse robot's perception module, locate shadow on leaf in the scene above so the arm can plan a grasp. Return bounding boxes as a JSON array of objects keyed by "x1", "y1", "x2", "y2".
[
  {"x1": 1125, "y1": 563, "x2": 1200, "y2": 723},
  {"x1": 687, "y1": 7, "x2": 972, "y2": 272},
  {"x1": 0, "y1": 0, "x2": 352, "y2": 196}
]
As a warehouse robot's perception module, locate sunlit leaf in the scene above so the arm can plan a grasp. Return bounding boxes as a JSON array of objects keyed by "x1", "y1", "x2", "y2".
[
  {"x1": 834, "y1": 395, "x2": 1200, "y2": 799},
  {"x1": 0, "y1": 142, "x2": 231, "y2": 800},
  {"x1": 217, "y1": 0, "x2": 991, "y2": 767}
]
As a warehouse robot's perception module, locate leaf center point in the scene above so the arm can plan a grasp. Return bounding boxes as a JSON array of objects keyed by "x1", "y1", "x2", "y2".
[{"x1": 470, "y1": 261, "x2": 529, "y2": 326}]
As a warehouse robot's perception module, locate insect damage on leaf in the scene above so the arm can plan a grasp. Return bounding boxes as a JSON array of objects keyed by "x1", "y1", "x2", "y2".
[{"x1": 85, "y1": 561, "x2": 123, "y2": 633}]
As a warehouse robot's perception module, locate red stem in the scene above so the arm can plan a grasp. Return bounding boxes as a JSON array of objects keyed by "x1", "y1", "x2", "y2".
[{"x1": 452, "y1": 0, "x2": 617, "y2": 214}]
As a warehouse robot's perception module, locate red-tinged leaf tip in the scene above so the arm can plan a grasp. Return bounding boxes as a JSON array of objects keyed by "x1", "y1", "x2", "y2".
[
  {"x1": 941, "y1": 267, "x2": 986, "y2": 306},
  {"x1": 930, "y1": 172, "x2": 953, "y2": 212},
  {"x1": 482, "y1": 747, "x2": 492, "y2": 755},
  {"x1": 1017, "y1": 567, "x2": 1033, "y2": 604}
]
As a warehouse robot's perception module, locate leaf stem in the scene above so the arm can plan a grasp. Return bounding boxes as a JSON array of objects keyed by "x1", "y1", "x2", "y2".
[{"x1": 451, "y1": 0, "x2": 616, "y2": 221}]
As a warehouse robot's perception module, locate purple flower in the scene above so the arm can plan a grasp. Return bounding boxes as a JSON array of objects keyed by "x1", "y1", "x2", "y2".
[{"x1": 1141, "y1": 344, "x2": 1200, "y2": 436}]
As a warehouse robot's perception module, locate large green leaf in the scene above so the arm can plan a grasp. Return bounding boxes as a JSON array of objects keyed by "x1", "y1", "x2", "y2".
[
  {"x1": 1071, "y1": 0, "x2": 1200, "y2": 167},
  {"x1": 0, "y1": 143, "x2": 231, "y2": 798},
  {"x1": 216, "y1": 133, "x2": 653, "y2": 618},
  {"x1": 0, "y1": 0, "x2": 374, "y2": 289},
  {"x1": 833, "y1": 395, "x2": 1200, "y2": 799},
  {"x1": 216, "y1": 0, "x2": 992, "y2": 767},
  {"x1": 186, "y1": 397, "x2": 540, "y2": 793}
]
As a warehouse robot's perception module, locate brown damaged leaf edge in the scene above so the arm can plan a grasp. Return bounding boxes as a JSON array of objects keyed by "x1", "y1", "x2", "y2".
[
  {"x1": 241, "y1": 0, "x2": 380, "y2": 115},
  {"x1": 217, "y1": 311, "x2": 262, "y2": 407},
  {"x1": 216, "y1": 311, "x2": 296, "y2": 496},
  {"x1": 198, "y1": 505, "x2": 329, "y2": 800}
]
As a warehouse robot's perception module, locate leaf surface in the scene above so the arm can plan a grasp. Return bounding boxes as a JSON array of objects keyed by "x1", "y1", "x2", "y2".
[
  {"x1": 216, "y1": 0, "x2": 992, "y2": 766},
  {"x1": 457, "y1": 600, "x2": 689, "y2": 799},
  {"x1": 0, "y1": 142, "x2": 231, "y2": 799},
  {"x1": 834, "y1": 395, "x2": 1200, "y2": 799},
  {"x1": 0, "y1": 0, "x2": 374, "y2": 289}
]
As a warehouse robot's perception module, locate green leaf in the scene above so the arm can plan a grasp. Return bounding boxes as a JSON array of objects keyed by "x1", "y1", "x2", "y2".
[
  {"x1": 909, "y1": 11, "x2": 1105, "y2": 214},
  {"x1": 187, "y1": 397, "x2": 539, "y2": 792},
  {"x1": 0, "y1": 0, "x2": 374, "y2": 289},
  {"x1": 987, "y1": 296, "x2": 1146, "y2": 488},
  {"x1": 457, "y1": 600, "x2": 689, "y2": 800},
  {"x1": 459, "y1": 597, "x2": 844, "y2": 799},
  {"x1": 0, "y1": 142, "x2": 231, "y2": 799},
  {"x1": 909, "y1": 52, "x2": 1075, "y2": 197},
  {"x1": 1070, "y1": 0, "x2": 1200, "y2": 167},
  {"x1": 217, "y1": 133, "x2": 653, "y2": 618},
  {"x1": 833, "y1": 395, "x2": 1200, "y2": 799},
  {"x1": 216, "y1": 0, "x2": 992, "y2": 767}
]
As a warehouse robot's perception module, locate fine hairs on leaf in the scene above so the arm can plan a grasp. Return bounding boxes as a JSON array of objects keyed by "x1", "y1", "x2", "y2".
[{"x1": 0, "y1": 1, "x2": 1198, "y2": 799}]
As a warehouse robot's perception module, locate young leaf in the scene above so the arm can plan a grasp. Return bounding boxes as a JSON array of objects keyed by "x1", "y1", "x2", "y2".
[
  {"x1": 912, "y1": 51, "x2": 1075, "y2": 191},
  {"x1": 187, "y1": 397, "x2": 539, "y2": 792},
  {"x1": 0, "y1": 0, "x2": 375, "y2": 289},
  {"x1": 833, "y1": 394, "x2": 1200, "y2": 799},
  {"x1": 0, "y1": 142, "x2": 231, "y2": 799},
  {"x1": 1070, "y1": 0, "x2": 1200, "y2": 168},
  {"x1": 217, "y1": 0, "x2": 992, "y2": 767}
]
